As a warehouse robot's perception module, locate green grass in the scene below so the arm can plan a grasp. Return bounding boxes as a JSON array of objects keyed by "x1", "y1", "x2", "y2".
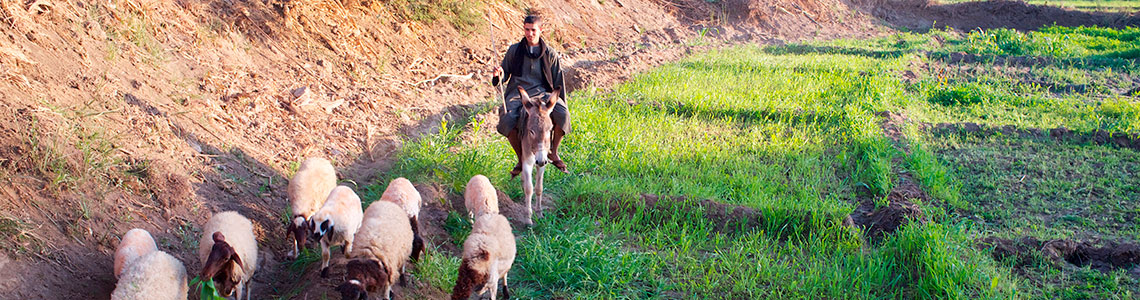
[
  {"x1": 927, "y1": 132, "x2": 1140, "y2": 241},
  {"x1": 357, "y1": 25, "x2": 1140, "y2": 299}
]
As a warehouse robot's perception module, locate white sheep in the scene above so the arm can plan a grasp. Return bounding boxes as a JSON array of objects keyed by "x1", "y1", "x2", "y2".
[
  {"x1": 336, "y1": 201, "x2": 413, "y2": 300},
  {"x1": 451, "y1": 214, "x2": 516, "y2": 300},
  {"x1": 113, "y1": 228, "x2": 157, "y2": 279},
  {"x1": 198, "y1": 211, "x2": 258, "y2": 300},
  {"x1": 464, "y1": 175, "x2": 500, "y2": 220},
  {"x1": 110, "y1": 250, "x2": 189, "y2": 300},
  {"x1": 378, "y1": 177, "x2": 424, "y2": 261},
  {"x1": 311, "y1": 185, "x2": 364, "y2": 277},
  {"x1": 287, "y1": 157, "x2": 338, "y2": 258}
]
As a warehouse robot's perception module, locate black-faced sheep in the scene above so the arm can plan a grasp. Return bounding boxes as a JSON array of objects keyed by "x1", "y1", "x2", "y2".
[
  {"x1": 311, "y1": 185, "x2": 364, "y2": 277},
  {"x1": 464, "y1": 175, "x2": 499, "y2": 220},
  {"x1": 111, "y1": 250, "x2": 189, "y2": 300},
  {"x1": 114, "y1": 228, "x2": 157, "y2": 279},
  {"x1": 378, "y1": 177, "x2": 424, "y2": 261},
  {"x1": 199, "y1": 211, "x2": 258, "y2": 300},
  {"x1": 451, "y1": 214, "x2": 516, "y2": 300},
  {"x1": 336, "y1": 201, "x2": 413, "y2": 300},
  {"x1": 287, "y1": 157, "x2": 338, "y2": 258}
]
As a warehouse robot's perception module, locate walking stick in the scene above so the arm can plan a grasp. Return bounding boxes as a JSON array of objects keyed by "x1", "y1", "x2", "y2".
[{"x1": 489, "y1": 15, "x2": 509, "y2": 111}]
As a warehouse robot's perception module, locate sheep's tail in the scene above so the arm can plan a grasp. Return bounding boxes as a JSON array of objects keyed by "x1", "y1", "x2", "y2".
[{"x1": 410, "y1": 216, "x2": 424, "y2": 262}]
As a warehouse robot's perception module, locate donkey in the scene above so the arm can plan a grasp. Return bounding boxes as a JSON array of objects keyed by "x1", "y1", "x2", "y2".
[{"x1": 517, "y1": 86, "x2": 560, "y2": 226}]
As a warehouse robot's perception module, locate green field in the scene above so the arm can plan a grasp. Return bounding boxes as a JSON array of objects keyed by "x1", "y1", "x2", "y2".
[{"x1": 360, "y1": 25, "x2": 1140, "y2": 299}]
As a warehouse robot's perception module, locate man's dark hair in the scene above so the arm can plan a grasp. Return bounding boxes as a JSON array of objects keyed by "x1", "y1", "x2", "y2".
[{"x1": 524, "y1": 15, "x2": 542, "y2": 24}]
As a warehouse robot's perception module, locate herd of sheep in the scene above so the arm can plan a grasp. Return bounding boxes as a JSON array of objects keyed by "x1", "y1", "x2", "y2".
[{"x1": 110, "y1": 157, "x2": 517, "y2": 300}]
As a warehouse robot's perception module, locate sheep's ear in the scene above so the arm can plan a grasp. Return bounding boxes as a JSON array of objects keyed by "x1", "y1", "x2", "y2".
[
  {"x1": 231, "y1": 252, "x2": 244, "y2": 270},
  {"x1": 476, "y1": 249, "x2": 490, "y2": 261},
  {"x1": 212, "y1": 232, "x2": 226, "y2": 243}
]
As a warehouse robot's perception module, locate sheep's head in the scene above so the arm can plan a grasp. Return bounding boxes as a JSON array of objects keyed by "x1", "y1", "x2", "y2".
[
  {"x1": 288, "y1": 215, "x2": 311, "y2": 249},
  {"x1": 337, "y1": 259, "x2": 389, "y2": 300},
  {"x1": 201, "y1": 232, "x2": 245, "y2": 297},
  {"x1": 309, "y1": 214, "x2": 336, "y2": 242},
  {"x1": 450, "y1": 250, "x2": 490, "y2": 300},
  {"x1": 519, "y1": 87, "x2": 559, "y2": 167}
]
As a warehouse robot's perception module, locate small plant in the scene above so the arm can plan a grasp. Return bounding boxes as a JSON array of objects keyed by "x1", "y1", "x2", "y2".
[{"x1": 189, "y1": 276, "x2": 227, "y2": 300}]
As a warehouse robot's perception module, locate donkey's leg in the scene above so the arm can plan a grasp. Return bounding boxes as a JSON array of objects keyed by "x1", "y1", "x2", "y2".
[
  {"x1": 521, "y1": 160, "x2": 535, "y2": 226},
  {"x1": 535, "y1": 165, "x2": 545, "y2": 218}
]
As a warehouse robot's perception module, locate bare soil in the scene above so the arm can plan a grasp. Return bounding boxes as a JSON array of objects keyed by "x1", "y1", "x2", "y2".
[
  {"x1": 848, "y1": 174, "x2": 931, "y2": 241},
  {"x1": 979, "y1": 236, "x2": 1140, "y2": 275},
  {"x1": 859, "y1": 0, "x2": 1140, "y2": 31}
]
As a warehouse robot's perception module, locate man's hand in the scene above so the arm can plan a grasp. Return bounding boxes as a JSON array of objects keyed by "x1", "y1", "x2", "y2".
[{"x1": 491, "y1": 65, "x2": 504, "y2": 86}]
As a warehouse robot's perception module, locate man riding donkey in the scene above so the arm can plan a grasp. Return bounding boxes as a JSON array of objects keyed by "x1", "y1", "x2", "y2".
[{"x1": 493, "y1": 14, "x2": 571, "y2": 178}]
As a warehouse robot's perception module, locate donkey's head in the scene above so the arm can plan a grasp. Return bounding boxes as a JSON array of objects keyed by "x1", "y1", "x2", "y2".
[{"x1": 519, "y1": 87, "x2": 560, "y2": 167}]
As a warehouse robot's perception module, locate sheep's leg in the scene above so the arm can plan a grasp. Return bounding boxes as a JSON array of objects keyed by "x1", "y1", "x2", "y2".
[
  {"x1": 521, "y1": 159, "x2": 535, "y2": 226},
  {"x1": 244, "y1": 280, "x2": 253, "y2": 300},
  {"x1": 536, "y1": 164, "x2": 545, "y2": 219},
  {"x1": 488, "y1": 264, "x2": 500, "y2": 300},
  {"x1": 344, "y1": 235, "x2": 354, "y2": 258},
  {"x1": 320, "y1": 238, "x2": 331, "y2": 278},
  {"x1": 289, "y1": 237, "x2": 298, "y2": 259},
  {"x1": 501, "y1": 274, "x2": 511, "y2": 300}
]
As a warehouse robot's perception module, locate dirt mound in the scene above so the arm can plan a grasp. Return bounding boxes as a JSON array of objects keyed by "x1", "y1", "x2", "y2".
[
  {"x1": 877, "y1": 111, "x2": 911, "y2": 143},
  {"x1": 848, "y1": 174, "x2": 930, "y2": 240},
  {"x1": 859, "y1": 0, "x2": 1140, "y2": 31},
  {"x1": 635, "y1": 194, "x2": 768, "y2": 233},
  {"x1": 979, "y1": 237, "x2": 1140, "y2": 273},
  {"x1": 930, "y1": 123, "x2": 1140, "y2": 151}
]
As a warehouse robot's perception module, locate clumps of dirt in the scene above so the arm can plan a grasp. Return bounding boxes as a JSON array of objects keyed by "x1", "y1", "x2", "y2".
[
  {"x1": 979, "y1": 236, "x2": 1140, "y2": 273},
  {"x1": 412, "y1": 183, "x2": 460, "y2": 255},
  {"x1": 494, "y1": 189, "x2": 558, "y2": 229},
  {"x1": 930, "y1": 122, "x2": 1140, "y2": 151},
  {"x1": 848, "y1": 174, "x2": 929, "y2": 241},
  {"x1": 144, "y1": 162, "x2": 193, "y2": 212}
]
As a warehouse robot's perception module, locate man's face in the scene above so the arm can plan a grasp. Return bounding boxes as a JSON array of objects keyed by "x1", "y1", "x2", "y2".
[{"x1": 524, "y1": 22, "x2": 541, "y2": 45}]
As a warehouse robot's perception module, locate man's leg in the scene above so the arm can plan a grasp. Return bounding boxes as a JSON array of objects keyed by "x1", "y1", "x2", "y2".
[
  {"x1": 507, "y1": 129, "x2": 523, "y2": 178},
  {"x1": 548, "y1": 100, "x2": 570, "y2": 173},
  {"x1": 497, "y1": 98, "x2": 525, "y2": 178}
]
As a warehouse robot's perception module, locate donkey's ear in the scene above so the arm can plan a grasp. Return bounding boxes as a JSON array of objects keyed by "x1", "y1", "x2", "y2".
[
  {"x1": 517, "y1": 87, "x2": 530, "y2": 101},
  {"x1": 544, "y1": 95, "x2": 558, "y2": 110}
]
